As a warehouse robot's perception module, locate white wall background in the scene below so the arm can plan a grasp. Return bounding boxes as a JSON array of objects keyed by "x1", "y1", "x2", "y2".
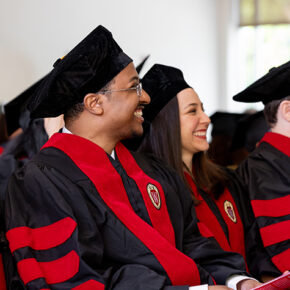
[{"x1": 0, "y1": 0, "x2": 231, "y2": 116}]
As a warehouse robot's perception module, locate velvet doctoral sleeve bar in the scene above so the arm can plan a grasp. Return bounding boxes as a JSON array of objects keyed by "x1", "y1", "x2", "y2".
[{"x1": 236, "y1": 132, "x2": 290, "y2": 274}]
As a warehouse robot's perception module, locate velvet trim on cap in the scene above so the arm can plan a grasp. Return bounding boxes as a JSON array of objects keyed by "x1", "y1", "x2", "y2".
[
  {"x1": 28, "y1": 25, "x2": 132, "y2": 118},
  {"x1": 142, "y1": 64, "x2": 191, "y2": 123},
  {"x1": 4, "y1": 75, "x2": 46, "y2": 135},
  {"x1": 233, "y1": 60, "x2": 290, "y2": 104}
]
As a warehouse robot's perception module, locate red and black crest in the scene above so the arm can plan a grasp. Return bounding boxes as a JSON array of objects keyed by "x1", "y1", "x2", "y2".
[
  {"x1": 147, "y1": 183, "x2": 161, "y2": 210},
  {"x1": 224, "y1": 200, "x2": 237, "y2": 223}
]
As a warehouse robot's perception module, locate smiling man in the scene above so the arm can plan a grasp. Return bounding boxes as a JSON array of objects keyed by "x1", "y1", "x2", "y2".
[{"x1": 5, "y1": 26, "x2": 258, "y2": 290}]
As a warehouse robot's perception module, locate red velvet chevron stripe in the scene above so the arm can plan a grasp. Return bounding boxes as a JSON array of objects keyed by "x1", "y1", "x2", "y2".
[
  {"x1": 7, "y1": 217, "x2": 77, "y2": 252},
  {"x1": 17, "y1": 251, "x2": 79, "y2": 285},
  {"x1": 260, "y1": 220, "x2": 290, "y2": 247},
  {"x1": 251, "y1": 195, "x2": 290, "y2": 218},
  {"x1": 271, "y1": 249, "x2": 290, "y2": 273}
]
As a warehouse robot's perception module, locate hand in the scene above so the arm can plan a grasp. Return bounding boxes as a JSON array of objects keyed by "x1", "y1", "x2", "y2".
[
  {"x1": 261, "y1": 271, "x2": 289, "y2": 282},
  {"x1": 237, "y1": 279, "x2": 262, "y2": 290},
  {"x1": 261, "y1": 274, "x2": 276, "y2": 282},
  {"x1": 208, "y1": 286, "x2": 233, "y2": 290}
]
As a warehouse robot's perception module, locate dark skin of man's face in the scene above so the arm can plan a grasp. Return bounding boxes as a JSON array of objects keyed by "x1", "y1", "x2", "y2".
[{"x1": 102, "y1": 63, "x2": 150, "y2": 141}]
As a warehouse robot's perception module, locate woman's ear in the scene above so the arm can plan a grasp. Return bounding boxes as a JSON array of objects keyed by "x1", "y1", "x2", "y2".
[
  {"x1": 280, "y1": 100, "x2": 290, "y2": 122},
  {"x1": 83, "y1": 93, "x2": 104, "y2": 115}
]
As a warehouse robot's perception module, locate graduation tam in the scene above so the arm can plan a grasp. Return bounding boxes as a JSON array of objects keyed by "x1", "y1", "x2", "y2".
[
  {"x1": 230, "y1": 111, "x2": 269, "y2": 152},
  {"x1": 122, "y1": 64, "x2": 190, "y2": 151},
  {"x1": 142, "y1": 64, "x2": 191, "y2": 123},
  {"x1": 210, "y1": 111, "x2": 248, "y2": 138},
  {"x1": 28, "y1": 25, "x2": 132, "y2": 118},
  {"x1": 233, "y1": 60, "x2": 290, "y2": 104},
  {"x1": 4, "y1": 76, "x2": 46, "y2": 135}
]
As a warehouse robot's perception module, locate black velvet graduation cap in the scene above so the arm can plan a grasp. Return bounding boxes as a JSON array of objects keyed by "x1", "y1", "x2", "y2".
[
  {"x1": 28, "y1": 25, "x2": 133, "y2": 118},
  {"x1": 231, "y1": 111, "x2": 269, "y2": 152},
  {"x1": 210, "y1": 111, "x2": 248, "y2": 138},
  {"x1": 142, "y1": 64, "x2": 191, "y2": 123},
  {"x1": 233, "y1": 60, "x2": 290, "y2": 104},
  {"x1": 122, "y1": 64, "x2": 190, "y2": 151},
  {"x1": 4, "y1": 76, "x2": 46, "y2": 135}
]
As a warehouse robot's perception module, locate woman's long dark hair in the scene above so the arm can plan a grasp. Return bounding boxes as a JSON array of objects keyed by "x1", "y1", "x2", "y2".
[{"x1": 138, "y1": 96, "x2": 228, "y2": 202}]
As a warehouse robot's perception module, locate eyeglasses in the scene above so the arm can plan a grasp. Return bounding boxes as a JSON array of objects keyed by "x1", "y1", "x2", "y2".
[{"x1": 98, "y1": 83, "x2": 142, "y2": 97}]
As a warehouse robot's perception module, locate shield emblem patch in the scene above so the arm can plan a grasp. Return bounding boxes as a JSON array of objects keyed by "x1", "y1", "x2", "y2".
[
  {"x1": 147, "y1": 183, "x2": 161, "y2": 210},
  {"x1": 224, "y1": 200, "x2": 237, "y2": 223}
]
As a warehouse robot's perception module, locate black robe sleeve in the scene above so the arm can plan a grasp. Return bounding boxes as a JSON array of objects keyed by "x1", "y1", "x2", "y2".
[
  {"x1": 228, "y1": 169, "x2": 281, "y2": 279},
  {"x1": 236, "y1": 142, "x2": 290, "y2": 274},
  {"x1": 5, "y1": 160, "x2": 192, "y2": 290}
]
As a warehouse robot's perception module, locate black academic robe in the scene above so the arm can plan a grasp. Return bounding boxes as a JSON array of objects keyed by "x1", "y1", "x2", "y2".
[
  {"x1": 0, "y1": 119, "x2": 47, "y2": 200},
  {"x1": 5, "y1": 133, "x2": 248, "y2": 290},
  {"x1": 185, "y1": 170, "x2": 281, "y2": 279},
  {"x1": 0, "y1": 119, "x2": 47, "y2": 290},
  {"x1": 236, "y1": 132, "x2": 290, "y2": 274}
]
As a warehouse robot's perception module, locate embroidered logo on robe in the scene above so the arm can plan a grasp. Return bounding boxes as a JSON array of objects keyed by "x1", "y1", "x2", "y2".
[
  {"x1": 224, "y1": 200, "x2": 237, "y2": 223},
  {"x1": 147, "y1": 184, "x2": 161, "y2": 210}
]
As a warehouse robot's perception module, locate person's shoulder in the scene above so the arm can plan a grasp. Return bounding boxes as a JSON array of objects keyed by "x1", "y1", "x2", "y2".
[
  {"x1": 131, "y1": 151, "x2": 191, "y2": 201},
  {"x1": 235, "y1": 142, "x2": 283, "y2": 186},
  {"x1": 238, "y1": 145, "x2": 266, "y2": 168},
  {"x1": 10, "y1": 146, "x2": 75, "y2": 184},
  {"x1": 131, "y1": 151, "x2": 179, "y2": 177},
  {"x1": 240, "y1": 141, "x2": 285, "y2": 170},
  {"x1": 10, "y1": 151, "x2": 49, "y2": 183}
]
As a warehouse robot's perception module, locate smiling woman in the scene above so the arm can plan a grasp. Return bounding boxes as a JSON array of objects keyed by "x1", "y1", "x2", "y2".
[
  {"x1": 137, "y1": 63, "x2": 282, "y2": 281},
  {"x1": 138, "y1": 64, "x2": 228, "y2": 203},
  {"x1": 177, "y1": 88, "x2": 211, "y2": 162}
]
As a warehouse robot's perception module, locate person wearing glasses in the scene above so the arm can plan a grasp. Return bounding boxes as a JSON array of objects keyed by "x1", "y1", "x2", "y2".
[{"x1": 6, "y1": 26, "x2": 261, "y2": 290}]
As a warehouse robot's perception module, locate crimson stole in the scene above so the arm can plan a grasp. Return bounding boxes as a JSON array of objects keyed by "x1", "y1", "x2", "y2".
[{"x1": 42, "y1": 133, "x2": 201, "y2": 286}]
